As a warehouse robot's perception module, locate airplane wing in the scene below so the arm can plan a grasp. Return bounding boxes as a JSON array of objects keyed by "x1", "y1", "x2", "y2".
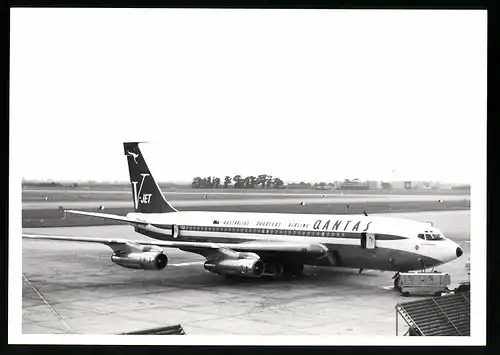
[
  {"x1": 64, "y1": 210, "x2": 149, "y2": 227},
  {"x1": 22, "y1": 233, "x2": 328, "y2": 259},
  {"x1": 54, "y1": 211, "x2": 328, "y2": 257},
  {"x1": 22, "y1": 233, "x2": 219, "y2": 254}
]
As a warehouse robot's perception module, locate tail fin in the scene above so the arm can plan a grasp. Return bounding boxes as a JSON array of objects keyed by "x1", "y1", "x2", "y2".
[{"x1": 123, "y1": 142, "x2": 177, "y2": 214}]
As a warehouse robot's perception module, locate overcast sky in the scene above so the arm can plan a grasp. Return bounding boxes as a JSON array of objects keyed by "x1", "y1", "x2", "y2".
[{"x1": 11, "y1": 9, "x2": 486, "y2": 184}]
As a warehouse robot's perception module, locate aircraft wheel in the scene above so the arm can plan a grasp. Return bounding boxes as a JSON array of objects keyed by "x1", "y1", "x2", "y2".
[
  {"x1": 265, "y1": 262, "x2": 284, "y2": 276},
  {"x1": 402, "y1": 291, "x2": 410, "y2": 297},
  {"x1": 295, "y1": 263, "x2": 304, "y2": 276},
  {"x1": 283, "y1": 263, "x2": 304, "y2": 277}
]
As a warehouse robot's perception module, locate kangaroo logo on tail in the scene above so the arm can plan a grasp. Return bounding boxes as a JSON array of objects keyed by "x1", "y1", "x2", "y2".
[{"x1": 126, "y1": 151, "x2": 140, "y2": 164}]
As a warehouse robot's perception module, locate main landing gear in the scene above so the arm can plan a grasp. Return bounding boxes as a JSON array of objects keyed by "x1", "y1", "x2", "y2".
[{"x1": 283, "y1": 263, "x2": 304, "y2": 278}]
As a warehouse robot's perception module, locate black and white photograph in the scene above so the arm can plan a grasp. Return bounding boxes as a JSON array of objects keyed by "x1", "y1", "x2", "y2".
[{"x1": 9, "y1": 8, "x2": 486, "y2": 345}]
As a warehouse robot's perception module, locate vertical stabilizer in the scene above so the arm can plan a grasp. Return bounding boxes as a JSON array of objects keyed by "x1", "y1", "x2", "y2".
[{"x1": 123, "y1": 142, "x2": 177, "y2": 214}]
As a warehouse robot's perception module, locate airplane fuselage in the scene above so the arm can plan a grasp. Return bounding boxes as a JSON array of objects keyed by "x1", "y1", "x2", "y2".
[
  {"x1": 23, "y1": 142, "x2": 465, "y2": 279},
  {"x1": 127, "y1": 210, "x2": 461, "y2": 272}
]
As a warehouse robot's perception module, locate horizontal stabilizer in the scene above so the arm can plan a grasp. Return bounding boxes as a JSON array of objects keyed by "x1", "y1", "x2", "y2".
[{"x1": 64, "y1": 210, "x2": 149, "y2": 226}]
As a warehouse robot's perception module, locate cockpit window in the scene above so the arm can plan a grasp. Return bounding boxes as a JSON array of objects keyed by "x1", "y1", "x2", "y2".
[{"x1": 418, "y1": 233, "x2": 445, "y2": 240}]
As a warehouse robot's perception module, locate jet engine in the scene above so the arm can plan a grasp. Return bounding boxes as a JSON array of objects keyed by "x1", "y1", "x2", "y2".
[
  {"x1": 111, "y1": 251, "x2": 168, "y2": 270},
  {"x1": 204, "y1": 258, "x2": 265, "y2": 278}
]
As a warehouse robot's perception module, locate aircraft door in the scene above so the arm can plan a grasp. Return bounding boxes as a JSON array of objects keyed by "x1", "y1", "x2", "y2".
[
  {"x1": 361, "y1": 233, "x2": 376, "y2": 249},
  {"x1": 366, "y1": 233, "x2": 376, "y2": 249},
  {"x1": 172, "y1": 224, "x2": 179, "y2": 239}
]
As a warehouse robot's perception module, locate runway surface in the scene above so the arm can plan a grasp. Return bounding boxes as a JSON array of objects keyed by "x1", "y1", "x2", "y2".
[
  {"x1": 22, "y1": 188, "x2": 470, "y2": 196},
  {"x1": 22, "y1": 210, "x2": 470, "y2": 336},
  {"x1": 22, "y1": 194, "x2": 469, "y2": 210}
]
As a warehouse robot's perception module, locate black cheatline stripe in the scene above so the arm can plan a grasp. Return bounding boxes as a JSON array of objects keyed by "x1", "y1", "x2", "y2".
[
  {"x1": 151, "y1": 224, "x2": 407, "y2": 240},
  {"x1": 376, "y1": 234, "x2": 407, "y2": 240}
]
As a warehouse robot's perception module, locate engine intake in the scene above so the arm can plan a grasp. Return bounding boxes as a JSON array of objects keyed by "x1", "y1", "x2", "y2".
[
  {"x1": 204, "y1": 258, "x2": 265, "y2": 278},
  {"x1": 111, "y1": 251, "x2": 168, "y2": 270}
]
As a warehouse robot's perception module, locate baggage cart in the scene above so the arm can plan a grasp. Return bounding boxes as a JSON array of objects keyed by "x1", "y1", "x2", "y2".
[{"x1": 394, "y1": 272, "x2": 451, "y2": 297}]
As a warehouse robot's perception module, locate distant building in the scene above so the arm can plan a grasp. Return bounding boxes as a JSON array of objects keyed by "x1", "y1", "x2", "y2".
[
  {"x1": 338, "y1": 180, "x2": 369, "y2": 190},
  {"x1": 451, "y1": 184, "x2": 471, "y2": 191},
  {"x1": 412, "y1": 181, "x2": 435, "y2": 189},
  {"x1": 434, "y1": 182, "x2": 453, "y2": 190},
  {"x1": 390, "y1": 181, "x2": 407, "y2": 190},
  {"x1": 391, "y1": 181, "x2": 429, "y2": 190},
  {"x1": 381, "y1": 182, "x2": 392, "y2": 190},
  {"x1": 366, "y1": 181, "x2": 379, "y2": 190}
]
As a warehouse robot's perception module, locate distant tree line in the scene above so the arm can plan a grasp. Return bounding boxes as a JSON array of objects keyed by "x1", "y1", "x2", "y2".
[
  {"x1": 191, "y1": 176, "x2": 375, "y2": 190},
  {"x1": 22, "y1": 181, "x2": 79, "y2": 188},
  {"x1": 191, "y1": 175, "x2": 284, "y2": 189}
]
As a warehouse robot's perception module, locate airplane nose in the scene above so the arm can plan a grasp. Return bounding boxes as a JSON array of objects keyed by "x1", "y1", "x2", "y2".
[{"x1": 456, "y1": 246, "x2": 463, "y2": 258}]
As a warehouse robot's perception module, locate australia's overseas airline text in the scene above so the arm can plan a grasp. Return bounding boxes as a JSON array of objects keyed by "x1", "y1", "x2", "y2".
[{"x1": 218, "y1": 219, "x2": 372, "y2": 232}]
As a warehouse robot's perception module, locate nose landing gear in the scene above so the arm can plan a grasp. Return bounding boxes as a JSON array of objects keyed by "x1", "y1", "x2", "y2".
[{"x1": 393, "y1": 272, "x2": 401, "y2": 291}]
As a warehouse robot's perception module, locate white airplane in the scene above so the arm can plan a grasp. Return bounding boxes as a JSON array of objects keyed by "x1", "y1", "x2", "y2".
[{"x1": 23, "y1": 142, "x2": 464, "y2": 279}]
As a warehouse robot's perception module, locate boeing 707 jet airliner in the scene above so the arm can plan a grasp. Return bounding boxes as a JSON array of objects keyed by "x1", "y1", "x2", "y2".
[{"x1": 23, "y1": 142, "x2": 464, "y2": 279}]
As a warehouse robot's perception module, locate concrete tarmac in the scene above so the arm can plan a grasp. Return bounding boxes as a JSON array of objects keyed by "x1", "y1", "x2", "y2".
[{"x1": 22, "y1": 210, "x2": 470, "y2": 336}]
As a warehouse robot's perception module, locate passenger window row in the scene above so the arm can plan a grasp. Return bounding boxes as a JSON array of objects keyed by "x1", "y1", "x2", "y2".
[{"x1": 178, "y1": 225, "x2": 351, "y2": 238}]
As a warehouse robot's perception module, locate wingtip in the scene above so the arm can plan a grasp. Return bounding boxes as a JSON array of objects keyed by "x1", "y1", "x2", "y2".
[{"x1": 56, "y1": 206, "x2": 67, "y2": 219}]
